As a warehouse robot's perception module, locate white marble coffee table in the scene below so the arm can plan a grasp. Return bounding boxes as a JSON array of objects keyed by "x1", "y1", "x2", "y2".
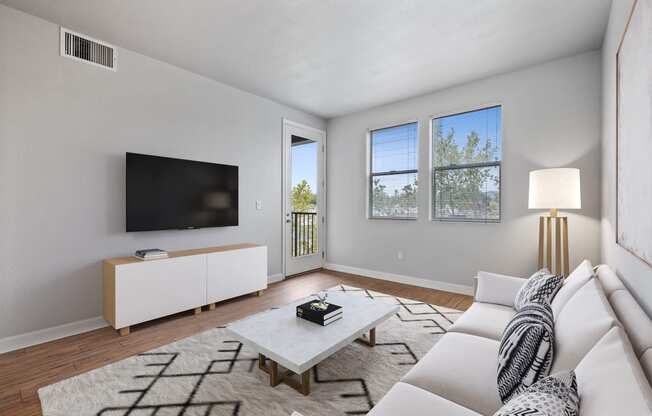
[{"x1": 226, "y1": 290, "x2": 399, "y2": 395}]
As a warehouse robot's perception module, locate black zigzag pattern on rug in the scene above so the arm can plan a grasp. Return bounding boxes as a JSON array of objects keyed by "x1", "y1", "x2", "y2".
[
  {"x1": 332, "y1": 285, "x2": 462, "y2": 334},
  {"x1": 394, "y1": 298, "x2": 461, "y2": 334},
  {"x1": 98, "y1": 351, "x2": 242, "y2": 415},
  {"x1": 95, "y1": 288, "x2": 459, "y2": 415}
]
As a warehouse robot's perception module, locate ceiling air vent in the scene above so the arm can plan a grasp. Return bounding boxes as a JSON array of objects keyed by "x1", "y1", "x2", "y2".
[{"x1": 60, "y1": 28, "x2": 117, "y2": 71}]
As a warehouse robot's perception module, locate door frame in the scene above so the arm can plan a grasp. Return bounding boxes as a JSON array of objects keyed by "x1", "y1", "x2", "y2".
[{"x1": 281, "y1": 118, "x2": 327, "y2": 279}]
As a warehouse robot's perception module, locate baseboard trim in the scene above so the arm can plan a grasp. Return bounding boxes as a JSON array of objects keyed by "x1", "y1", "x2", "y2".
[
  {"x1": 0, "y1": 316, "x2": 109, "y2": 354},
  {"x1": 2, "y1": 273, "x2": 286, "y2": 353},
  {"x1": 268, "y1": 273, "x2": 284, "y2": 284},
  {"x1": 324, "y1": 263, "x2": 474, "y2": 296}
]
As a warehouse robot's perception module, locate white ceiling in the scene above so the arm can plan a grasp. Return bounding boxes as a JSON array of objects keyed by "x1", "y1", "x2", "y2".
[{"x1": 2, "y1": 0, "x2": 611, "y2": 118}]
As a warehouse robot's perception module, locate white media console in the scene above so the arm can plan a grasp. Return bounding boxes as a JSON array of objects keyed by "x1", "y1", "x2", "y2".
[{"x1": 103, "y1": 243, "x2": 268, "y2": 335}]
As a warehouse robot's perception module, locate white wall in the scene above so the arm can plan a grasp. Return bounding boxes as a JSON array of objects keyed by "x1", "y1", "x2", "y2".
[
  {"x1": 0, "y1": 5, "x2": 325, "y2": 339},
  {"x1": 601, "y1": 0, "x2": 652, "y2": 315},
  {"x1": 326, "y1": 51, "x2": 602, "y2": 291}
]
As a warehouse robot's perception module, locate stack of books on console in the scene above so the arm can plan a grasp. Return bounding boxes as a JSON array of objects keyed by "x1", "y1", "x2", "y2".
[
  {"x1": 134, "y1": 248, "x2": 169, "y2": 260},
  {"x1": 296, "y1": 301, "x2": 342, "y2": 326}
]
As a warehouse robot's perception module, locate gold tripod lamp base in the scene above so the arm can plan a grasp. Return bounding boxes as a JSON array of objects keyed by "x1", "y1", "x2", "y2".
[{"x1": 537, "y1": 208, "x2": 570, "y2": 276}]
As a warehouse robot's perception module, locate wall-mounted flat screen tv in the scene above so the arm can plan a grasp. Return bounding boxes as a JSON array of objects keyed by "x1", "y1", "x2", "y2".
[{"x1": 126, "y1": 153, "x2": 238, "y2": 232}]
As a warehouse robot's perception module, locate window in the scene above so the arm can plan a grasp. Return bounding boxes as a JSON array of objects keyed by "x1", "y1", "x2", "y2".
[
  {"x1": 431, "y1": 106, "x2": 501, "y2": 222},
  {"x1": 369, "y1": 122, "x2": 418, "y2": 219}
]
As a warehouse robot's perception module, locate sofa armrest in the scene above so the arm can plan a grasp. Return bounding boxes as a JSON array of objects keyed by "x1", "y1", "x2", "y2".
[{"x1": 474, "y1": 271, "x2": 526, "y2": 307}]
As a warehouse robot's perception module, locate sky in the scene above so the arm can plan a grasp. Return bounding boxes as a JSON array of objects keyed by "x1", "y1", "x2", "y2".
[
  {"x1": 290, "y1": 106, "x2": 501, "y2": 195},
  {"x1": 292, "y1": 141, "x2": 318, "y2": 191},
  {"x1": 368, "y1": 106, "x2": 501, "y2": 195},
  {"x1": 434, "y1": 105, "x2": 502, "y2": 161}
]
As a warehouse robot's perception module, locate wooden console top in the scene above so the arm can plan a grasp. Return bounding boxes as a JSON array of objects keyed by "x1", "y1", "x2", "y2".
[{"x1": 105, "y1": 243, "x2": 261, "y2": 266}]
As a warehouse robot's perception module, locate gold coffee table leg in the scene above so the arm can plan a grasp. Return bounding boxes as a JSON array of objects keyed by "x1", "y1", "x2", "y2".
[
  {"x1": 258, "y1": 354, "x2": 311, "y2": 395},
  {"x1": 358, "y1": 327, "x2": 376, "y2": 346}
]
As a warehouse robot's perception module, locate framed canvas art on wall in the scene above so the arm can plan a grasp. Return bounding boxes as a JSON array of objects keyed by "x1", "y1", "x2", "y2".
[{"x1": 617, "y1": 0, "x2": 652, "y2": 266}]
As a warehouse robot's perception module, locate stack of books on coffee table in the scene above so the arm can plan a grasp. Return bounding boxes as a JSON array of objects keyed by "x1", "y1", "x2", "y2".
[{"x1": 296, "y1": 301, "x2": 342, "y2": 326}]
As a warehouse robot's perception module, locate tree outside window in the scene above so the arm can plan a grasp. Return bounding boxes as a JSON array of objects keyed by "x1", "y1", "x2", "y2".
[
  {"x1": 369, "y1": 122, "x2": 418, "y2": 219},
  {"x1": 432, "y1": 106, "x2": 501, "y2": 222}
]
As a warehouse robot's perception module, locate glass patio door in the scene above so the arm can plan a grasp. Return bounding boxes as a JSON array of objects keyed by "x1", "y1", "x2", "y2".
[{"x1": 283, "y1": 120, "x2": 325, "y2": 277}]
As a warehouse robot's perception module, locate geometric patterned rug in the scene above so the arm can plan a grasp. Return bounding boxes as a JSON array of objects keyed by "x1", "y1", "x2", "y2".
[{"x1": 38, "y1": 286, "x2": 461, "y2": 416}]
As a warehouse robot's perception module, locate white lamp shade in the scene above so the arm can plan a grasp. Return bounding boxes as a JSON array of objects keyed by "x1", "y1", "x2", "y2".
[{"x1": 528, "y1": 168, "x2": 581, "y2": 209}]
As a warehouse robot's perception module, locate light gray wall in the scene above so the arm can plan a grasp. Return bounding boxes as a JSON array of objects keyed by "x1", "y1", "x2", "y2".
[
  {"x1": 326, "y1": 51, "x2": 602, "y2": 289},
  {"x1": 0, "y1": 5, "x2": 325, "y2": 339},
  {"x1": 600, "y1": 0, "x2": 652, "y2": 315}
]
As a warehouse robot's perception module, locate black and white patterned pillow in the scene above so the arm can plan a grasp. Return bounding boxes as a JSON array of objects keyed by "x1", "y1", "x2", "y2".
[
  {"x1": 494, "y1": 370, "x2": 580, "y2": 416},
  {"x1": 498, "y1": 301, "x2": 555, "y2": 403},
  {"x1": 514, "y1": 269, "x2": 564, "y2": 311}
]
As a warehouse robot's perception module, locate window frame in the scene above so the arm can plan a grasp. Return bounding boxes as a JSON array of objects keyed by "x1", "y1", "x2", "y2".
[
  {"x1": 429, "y1": 104, "x2": 502, "y2": 223},
  {"x1": 367, "y1": 120, "x2": 420, "y2": 220}
]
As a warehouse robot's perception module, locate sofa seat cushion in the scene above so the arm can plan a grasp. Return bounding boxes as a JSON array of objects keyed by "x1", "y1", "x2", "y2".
[
  {"x1": 551, "y1": 279, "x2": 619, "y2": 373},
  {"x1": 401, "y1": 332, "x2": 503, "y2": 415},
  {"x1": 576, "y1": 327, "x2": 652, "y2": 416},
  {"x1": 448, "y1": 302, "x2": 515, "y2": 340},
  {"x1": 551, "y1": 259, "x2": 593, "y2": 317},
  {"x1": 367, "y1": 382, "x2": 481, "y2": 416}
]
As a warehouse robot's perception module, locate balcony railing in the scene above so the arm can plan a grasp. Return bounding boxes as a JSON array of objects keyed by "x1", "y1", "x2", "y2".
[{"x1": 292, "y1": 211, "x2": 318, "y2": 257}]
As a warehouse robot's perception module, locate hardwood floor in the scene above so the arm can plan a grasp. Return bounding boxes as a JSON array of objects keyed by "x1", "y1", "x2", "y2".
[{"x1": 0, "y1": 269, "x2": 473, "y2": 416}]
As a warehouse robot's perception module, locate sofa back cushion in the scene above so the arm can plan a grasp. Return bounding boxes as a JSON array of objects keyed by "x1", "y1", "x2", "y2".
[
  {"x1": 551, "y1": 279, "x2": 619, "y2": 373},
  {"x1": 576, "y1": 327, "x2": 652, "y2": 415},
  {"x1": 550, "y1": 260, "x2": 594, "y2": 317},
  {"x1": 551, "y1": 260, "x2": 594, "y2": 318}
]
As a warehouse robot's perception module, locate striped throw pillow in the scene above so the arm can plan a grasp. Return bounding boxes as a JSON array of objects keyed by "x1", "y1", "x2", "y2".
[
  {"x1": 498, "y1": 301, "x2": 555, "y2": 403},
  {"x1": 514, "y1": 269, "x2": 564, "y2": 311}
]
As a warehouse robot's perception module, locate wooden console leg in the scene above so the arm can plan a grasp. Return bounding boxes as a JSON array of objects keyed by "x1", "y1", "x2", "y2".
[
  {"x1": 256, "y1": 290, "x2": 264, "y2": 297},
  {"x1": 209, "y1": 303, "x2": 216, "y2": 310},
  {"x1": 118, "y1": 327, "x2": 130, "y2": 336},
  {"x1": 193, "y1": 307, "x2": 202, "y2": 315}
]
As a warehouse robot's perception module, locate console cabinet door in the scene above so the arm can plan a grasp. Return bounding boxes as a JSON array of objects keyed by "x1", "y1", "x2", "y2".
[
  {"x1": 206, "y1": 246, "x2": 267, "y2": 304},
  {"x1": 114, "y1": 255, "x2": 206, "y2": 328}
]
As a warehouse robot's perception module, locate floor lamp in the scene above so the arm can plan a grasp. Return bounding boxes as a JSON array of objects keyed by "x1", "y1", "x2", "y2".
[{"x1": 528, "y1": 168, "x2": 581, "y2": 277}]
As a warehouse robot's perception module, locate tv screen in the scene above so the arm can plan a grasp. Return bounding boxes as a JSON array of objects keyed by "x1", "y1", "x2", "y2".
[{"x1": 126, "y1": 153, "x2": 238, "y2": 232}]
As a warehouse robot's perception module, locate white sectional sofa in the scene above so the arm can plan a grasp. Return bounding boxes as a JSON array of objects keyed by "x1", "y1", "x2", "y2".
[{"x1": 368, "y1": 261, "x2": 652, "y2": 415}]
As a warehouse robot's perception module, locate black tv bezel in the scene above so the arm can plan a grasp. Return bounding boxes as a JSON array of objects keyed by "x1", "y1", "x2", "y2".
[{"x1": 125, "y1": 152, "x2": 239, "y2": 232}]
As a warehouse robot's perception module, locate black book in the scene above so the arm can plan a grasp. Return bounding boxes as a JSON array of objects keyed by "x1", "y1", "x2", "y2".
[
  {"x1": 296, "y1": 310, "x2": 342, "y2": 326},
  {"x1": 296, "y1": 301, "x2": 342, "y2": 321}
]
